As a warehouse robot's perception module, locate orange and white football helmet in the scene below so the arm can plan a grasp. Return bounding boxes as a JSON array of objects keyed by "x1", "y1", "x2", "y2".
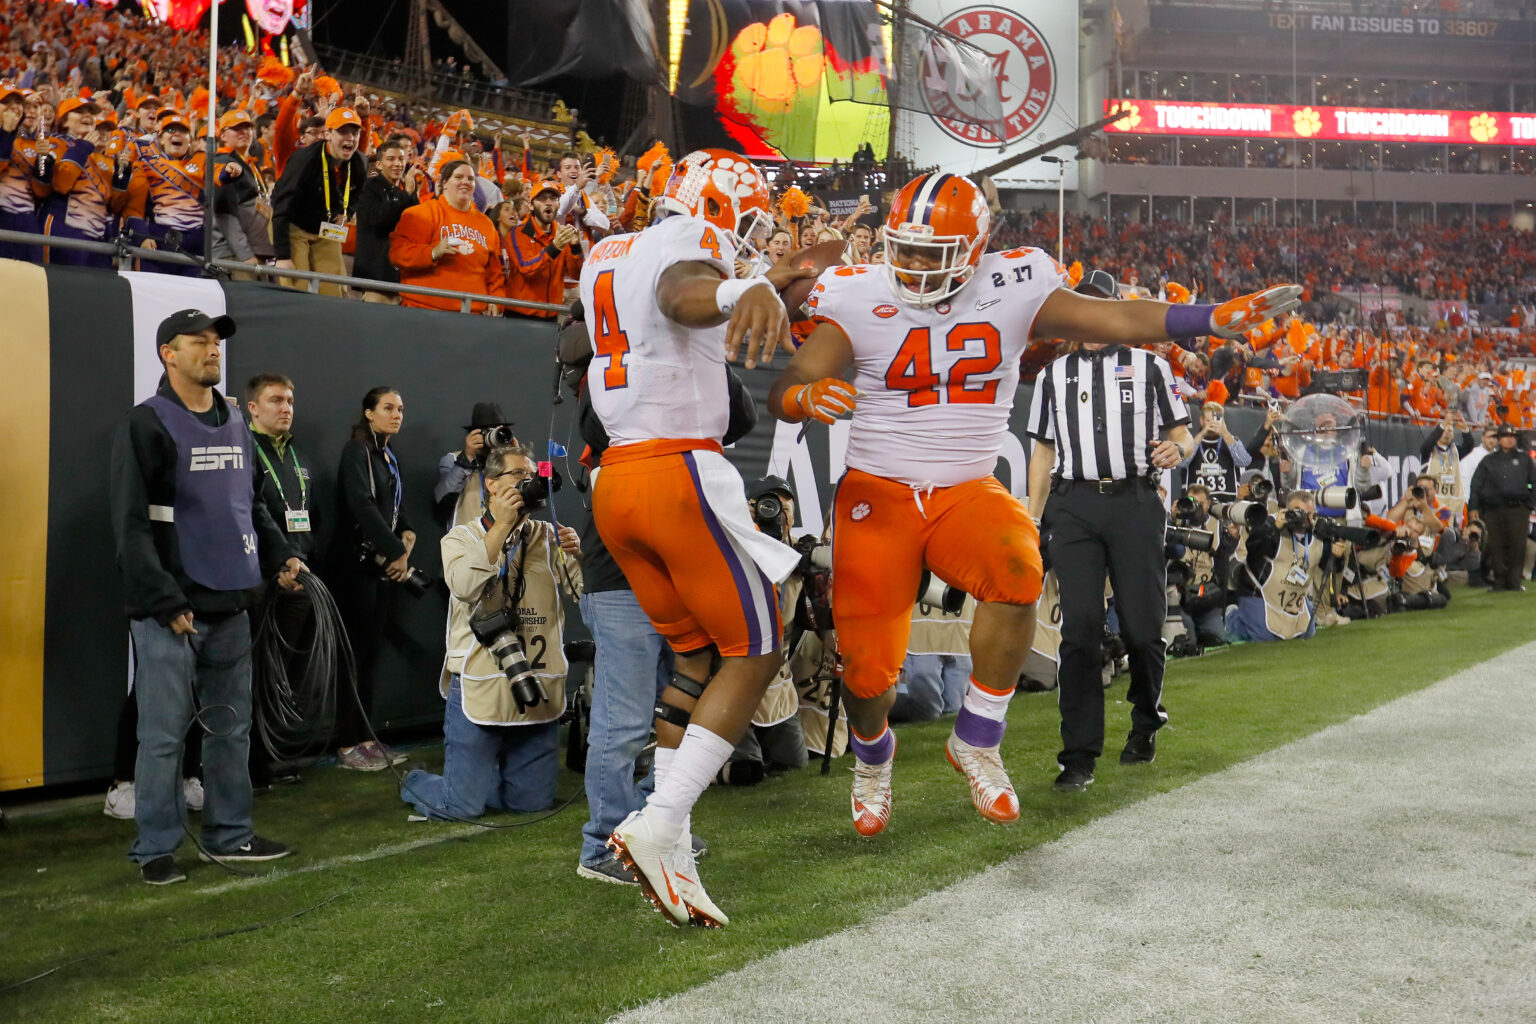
[
  {"x1": 654, "y1": 148, "x2": 774, "y2": 256},
  {"x1": 884, "y1": 173, "x2": 992, "y2": 308}
]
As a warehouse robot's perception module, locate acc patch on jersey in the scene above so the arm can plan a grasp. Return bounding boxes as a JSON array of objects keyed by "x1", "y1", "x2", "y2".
[
  {"x1": 851, "y1": 501, "x2": 872, "y2": 522},
  {"x1": 873, "y1": 304, "x2": 899, "y2": 319}
]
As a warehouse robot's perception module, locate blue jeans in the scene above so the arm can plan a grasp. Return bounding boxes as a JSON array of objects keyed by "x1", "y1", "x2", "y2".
[
  {"x1": 1225, "y1": 597, "x2": 1316, "y2": 642},
  {"x1": 401, "y1": 677, "x2": 558, "y2": 818},
  {"x1": 578, "y1": 590, "x2": 671, "y2": 867},
  {"x1": 890, "y1": 653, "x2": 972, "y2": 722},
  {"x1": 129, "y1": 613, "x2": 254, "y2": 863}
]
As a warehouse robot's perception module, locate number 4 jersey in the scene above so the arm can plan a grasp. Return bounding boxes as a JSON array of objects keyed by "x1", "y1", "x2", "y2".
[
  {"x1": 579, "y1": 214, "x2": 738, "y2": 449},
  {"x1": 807, "y1": 247, "x2": 1065, "y2": 487}
]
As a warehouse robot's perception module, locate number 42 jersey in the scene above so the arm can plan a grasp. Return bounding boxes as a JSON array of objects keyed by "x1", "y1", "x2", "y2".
[
  {"x1": 806, "y1": 247, "x2": 1065, "y2": 488},
  {"x1": 579, "y1": 214, "x2": 739, "y2": 449}
]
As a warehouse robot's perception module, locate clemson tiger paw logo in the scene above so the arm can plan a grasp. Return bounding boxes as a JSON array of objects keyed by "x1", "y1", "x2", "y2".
[
  {"x1": 1293, "y1": 107, "x2": 1322, "y2": 138},
  {"x1": 850, "y1": 501, "x2": 872, "y2": 522},
  {"x1": 1107, "y1": 100, "x2": 1141, "y2": 131},
  {"x1": 1469, "y1": 113, "x2": 1498, "y2": 143},
  {"x1": 731, "y1": 13, "x2": 824, "y2": 115}
]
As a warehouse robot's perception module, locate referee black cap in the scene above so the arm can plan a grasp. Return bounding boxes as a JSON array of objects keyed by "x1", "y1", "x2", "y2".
[
  {"x1": 156, "y1": 308, "x2": 236, "y2": 348},
  {"x1": 1074, "y1": 269, "x2": 1119, "y2": 299}
]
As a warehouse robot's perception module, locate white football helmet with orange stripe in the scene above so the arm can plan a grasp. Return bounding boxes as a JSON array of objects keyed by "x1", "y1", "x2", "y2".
[
  {"x1": 884, "y1": 173, "x2": 992, "y2": 308},
  {"x1": 654, "y1": 148, "x2": 774, "y2": 256}
]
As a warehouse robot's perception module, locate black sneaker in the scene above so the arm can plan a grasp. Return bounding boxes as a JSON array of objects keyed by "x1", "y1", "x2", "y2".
[
  {"x1": 140, "y1": 855, "x2": 187, "y2": 885},
  {"x1": 1053, "y1": 763, "x2": 1095, "y2": 792},
  {"x1": 575, "y1": 855, "x2": 638, "y2": 886},
  {"x1": 1120, "y1": 731, "x2": 1156, "y2": 765},
  {"x1": 199, "y1": 835, "x2": 293, "y2": 863}
]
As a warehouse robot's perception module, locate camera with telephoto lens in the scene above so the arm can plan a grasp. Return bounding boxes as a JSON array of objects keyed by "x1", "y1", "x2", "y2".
[
  {"x1": 1310, "y1": 485, "x2": 1357, "y2": 510},
  {"x1": 916, "y1": 569, "x2": 966, "y2": 614},
  {"x1": 1282, "y1": 507, "x2": 1313, "y2": 534},
  {"x1": 1312, "y1": 517, "x2": 1384, "y2": 547},
  {"x1": 358, "y1": 539, "x2": 431, "y2": 597},
  {"x1": 1166, "y1": 524, "x2": 1217, "y2": 553},
  {"x1": 483, "y1": 424, "x2": 517, "y2": 450},
  {"x1": 515, "y1": 466, "x2": 562, "y2": 514},
  {"x1": 1212, "y1": 500, "x2": 1266, "y2": 529},
  {"x1": 469, "y1": 606, "x2": 545, "y2": 712},
  {"x1": 1172, "y1": 495, "x2": 1200, "y2": 522},
  {"x1": 1246, "y1": 476, "x2": 1274, "y2": 501},
  {"x1": 752, "y1": 493, "x2": 787, "y2": 540},
  {"x1": 1358, "y1": 483, "x2": 1383, "y2": 504}
]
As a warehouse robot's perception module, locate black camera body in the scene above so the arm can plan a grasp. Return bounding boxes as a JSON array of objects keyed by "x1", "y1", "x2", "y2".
[
  {"x1": 1282, "y1": 507, "x2": 1312, "y2": 534},
  {"x1": 358, "y1": 539, "x2": 431, "y2": 597},
  {"x1": 469, "y1": 605, "x2": 546, "y2": 712},
  {"x1": 516, "y1": 466, "x2": 563, "y2": 514},
  {"x1": 752, "y1": 493, "x2": 787, "y2": 540}
]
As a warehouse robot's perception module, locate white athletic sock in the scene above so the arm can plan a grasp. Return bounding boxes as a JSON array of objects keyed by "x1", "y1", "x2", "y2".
[
  {"x1": 646, "y1": 724, "x2": 734, "y2": 827},
  {"x1": 652, "y1": 745, "x2": 677, "y2": 786},
  {"x1": 650, "y1": 745, "x2": 689, "y2": 840},
  {"x1": 961, "y1": 677, "x2": 1014, "y2": 723}
]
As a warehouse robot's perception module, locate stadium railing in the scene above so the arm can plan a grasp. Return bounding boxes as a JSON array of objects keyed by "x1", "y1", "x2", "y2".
[
  {"x1": 313, "y1": 45, "x2": 561, "y2": 126},
  {"x1": 0, "y1": 229, "x2": 570, "y2": 317}
]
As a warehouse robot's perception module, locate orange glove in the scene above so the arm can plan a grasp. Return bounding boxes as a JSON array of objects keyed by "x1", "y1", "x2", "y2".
[
  {"x1": 782, "y1": 379, "x2": 857, "y2": 425},
  {"x1": 1210, "y1": 284, "x2": 1303, "y2": 340}
]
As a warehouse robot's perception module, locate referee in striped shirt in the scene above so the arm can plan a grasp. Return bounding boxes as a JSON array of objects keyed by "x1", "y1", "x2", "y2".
[{"x1": 1024, "y1": 274, "x2": 1202, "y2": 794}]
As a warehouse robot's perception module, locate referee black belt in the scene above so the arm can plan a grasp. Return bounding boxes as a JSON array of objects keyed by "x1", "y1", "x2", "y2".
[{"x1": 1051, "y1": 477, "x2": 1154, "y2": 495}]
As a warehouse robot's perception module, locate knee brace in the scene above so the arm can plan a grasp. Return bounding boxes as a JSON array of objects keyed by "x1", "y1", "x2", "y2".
[{"x1": 653, "y1": 669, "x2": 709, "y2": 729}]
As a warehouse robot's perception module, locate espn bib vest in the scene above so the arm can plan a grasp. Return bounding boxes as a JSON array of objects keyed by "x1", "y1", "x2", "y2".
[{"x1": 144, "y1": 394, "x2": 261, "y2": 591}]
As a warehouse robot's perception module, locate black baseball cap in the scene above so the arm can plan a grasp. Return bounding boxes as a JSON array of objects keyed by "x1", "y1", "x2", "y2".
[
  {"x1": 749, "y1": 475, "x2": 794, "y2": 502},
  {"x1": 156, "y1": 308, "x2": 236, "y2": 348},
  {"x1": 1074, "y1": 268, "x2": 1119, "y2": 299},
  {"x1": 1496, "y1": 423, "x2": 1518, "y2": 438}
]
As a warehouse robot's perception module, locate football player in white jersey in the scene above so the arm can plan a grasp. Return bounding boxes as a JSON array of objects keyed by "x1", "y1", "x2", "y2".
[
  {"x1": 769, "y1": 172, "x2": 1299, "y2": 836},
  {"x1": 579, "y1": 148, "x2": 813, "y2": 927}
]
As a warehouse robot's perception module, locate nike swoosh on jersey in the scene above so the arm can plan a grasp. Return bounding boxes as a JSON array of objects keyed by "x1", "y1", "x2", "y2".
[{"x1": 976, "y1": 298, "x2": 1001, "y2": 309}]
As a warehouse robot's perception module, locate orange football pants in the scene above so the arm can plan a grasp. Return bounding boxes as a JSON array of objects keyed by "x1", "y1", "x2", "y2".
[
  {"x1": 592, "y1": 440, "x2": 781, "y2": 658},
  {"x1": 832, "y1": 469, "x2": 1042, "y2": 699}
]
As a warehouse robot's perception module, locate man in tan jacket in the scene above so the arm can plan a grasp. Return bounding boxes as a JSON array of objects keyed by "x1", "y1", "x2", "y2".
[{"x1": 401, "y1": 445, "x2": 581, "y2": 820}]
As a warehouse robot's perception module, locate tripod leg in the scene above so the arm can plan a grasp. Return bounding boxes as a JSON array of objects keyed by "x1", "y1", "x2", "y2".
[{"x1": 821, "y1": 664, "x2": 842, "y2": 776}]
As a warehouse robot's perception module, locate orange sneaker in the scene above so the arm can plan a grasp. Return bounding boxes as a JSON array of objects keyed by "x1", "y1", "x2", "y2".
[
  {"x1": 850, "y1": 734, "x2": 896, "y2": 836},
  {"x1": 945, "y1": 733, "x2": 1020, "y2": 825}
]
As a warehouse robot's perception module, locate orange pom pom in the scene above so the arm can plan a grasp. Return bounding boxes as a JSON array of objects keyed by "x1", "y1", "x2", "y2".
[
  {"x1": 778, "y1": 186, "x2": 810, "y2": 220},
  {"x1": 1165, "y1": 281, "x2": 1190, "y2": 304},
  {"x1": 256, "y1": 56, "x2": 293, "y2": 88},
  {"x1": 1067, "y1": 260, "x2": 1083, "y2": 288},
  {"x1": 595, "y1": 147, "x2": 619, "y2": 184},
  {"x1": 636, "y1": 140, "x2": 669, "y2": 175},
  {"x1": 648, "y1": 156, "x2": 672, "y2": 194},
  {"x1": 313, "y1": 76, "x2": 342, "y2": 99}
]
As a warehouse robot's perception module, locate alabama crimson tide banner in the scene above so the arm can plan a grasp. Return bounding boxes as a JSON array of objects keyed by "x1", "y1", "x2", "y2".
[
  {"x1": 1106, "y1": 98, "x2": 1536, "y2": 147},
  {"x1": 904, "y1": 0, "x2": 1079, "y2": 190}
]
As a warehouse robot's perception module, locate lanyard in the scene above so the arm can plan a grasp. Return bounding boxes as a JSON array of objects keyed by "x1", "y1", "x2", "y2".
[
  {"x1": 321, "y1": 147, "x2": 351, "y2": 221},
  {"x1": 381, "y1": 444, "x2": 402, "y2": 530},
  {"x1": 254, "y1": 438, "x2": 306, "y2": 511},
  {"x1": 1289, "y1": 533, "x2": 1312, "y2": 573}
]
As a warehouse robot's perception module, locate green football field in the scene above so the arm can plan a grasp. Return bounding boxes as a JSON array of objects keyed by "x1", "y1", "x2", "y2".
[{"x1": 2, "y1": 587, "x2": 1531, "y2": 1023}]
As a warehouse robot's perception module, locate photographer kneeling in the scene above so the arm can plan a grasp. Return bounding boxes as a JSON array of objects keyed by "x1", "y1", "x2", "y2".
[
  {"x1": 1384, "y1": 481, "x2": 1450, "y2": 610},
  {"x1": 401, "y1": 445, "x2": 582, "y2": 820},
  {"x1": 1167, "y1": 485, "x2": 1232, "y2": 650},
  {"x1": 1224, "y1": 492, "x2": 1326, "y2": 643}
]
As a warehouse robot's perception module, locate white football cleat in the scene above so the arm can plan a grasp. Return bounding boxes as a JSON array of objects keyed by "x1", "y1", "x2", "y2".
[
  {"x1": 607, "y1": 809, "x2": 689, "y2": 927},
  {"x1": 669, "y1": 832, "x2": 728, "y2": 928},
  {"x1": 945, "y1": 733, "x2": 1020, "y2": 825},
  {"x1": 850, "y1": 734, "x2": 896, "y2": 837}
]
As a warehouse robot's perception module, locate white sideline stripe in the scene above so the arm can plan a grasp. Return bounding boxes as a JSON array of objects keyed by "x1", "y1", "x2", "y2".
[
  {"x1": 196, "y1": 828, "x2": 480, "y2": 896},
  {"x1": 611, "y1": 641, "x2": 1536, "y2": 1024}
]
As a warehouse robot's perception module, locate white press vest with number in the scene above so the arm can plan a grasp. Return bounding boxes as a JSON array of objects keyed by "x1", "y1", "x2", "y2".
[
  {"x1": 439, "y1": 517, "x2": 582, "y2": 727},
  {"x1": 1259, "y1": 533, "x2": 1324, "y2": 639},
  {"x1": 1426, "y1": 446, "x2": 1465, "y2": 519}
]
